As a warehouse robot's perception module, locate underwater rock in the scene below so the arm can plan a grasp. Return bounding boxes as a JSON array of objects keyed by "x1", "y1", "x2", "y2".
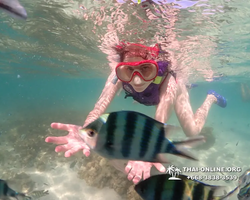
[
  {"x1": 0, "y1": 114, "x2": 144, "y2": 199},
  {"x1": 34, "y1": 160, "x2": 47, "y2": 172},
  {"x1": 127, "y1": 185, "x2": 142, "y2": 200},
  {"x1": 0, "y1": 152, "x2": 6, "y2": 165},
  {"x1": 77, "y1": 152, "x2": 143, "y2": 200},
  {"x1": 8, "y1": 172, "x2": 35, "y2": 193},
  {"x1": 194, "y1": 127, "x2": 216, "y2": 150}
]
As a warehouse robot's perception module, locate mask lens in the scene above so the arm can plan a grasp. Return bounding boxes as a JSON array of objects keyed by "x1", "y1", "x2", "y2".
[
  {"x1": 116, "y1": 61, "x2": 158, "y2": 82},
  {"x1": 138, "y1": 64, "x2": 157, "y2": 80},
  {"x1": 116, "y1": 65, "x2": 134, "y2": 82}
]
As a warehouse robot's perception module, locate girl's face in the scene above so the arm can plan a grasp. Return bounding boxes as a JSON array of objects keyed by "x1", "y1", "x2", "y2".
[{"x1": 123, "y1": 56, "x2": 153, "y2": 92}]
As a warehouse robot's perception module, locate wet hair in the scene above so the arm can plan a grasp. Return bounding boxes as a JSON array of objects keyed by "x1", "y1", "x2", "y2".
[
  {"x1": 120, "y1": 46, "x2": 152, "y2": 61},
  {"x1": 113, "y1": 42, "x2": 170, "y2": 62}
]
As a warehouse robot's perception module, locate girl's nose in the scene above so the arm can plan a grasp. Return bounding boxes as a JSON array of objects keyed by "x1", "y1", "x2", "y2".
[{"x1": 133, "y1": 75, "x2": 143, "y2": 84}]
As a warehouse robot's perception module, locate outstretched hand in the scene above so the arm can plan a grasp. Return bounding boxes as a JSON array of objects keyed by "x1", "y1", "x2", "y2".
[
  {"x1": 45, "y1": 123, "x2": 90, "y2": 157},
  {"x1": 125, "y1": 161, "x2": 166, "y2": 184}
]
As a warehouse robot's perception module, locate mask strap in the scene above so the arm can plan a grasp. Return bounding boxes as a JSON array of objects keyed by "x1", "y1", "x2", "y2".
[{"x1": 169, "y1": 70, "x2": 177, "y2": 80}]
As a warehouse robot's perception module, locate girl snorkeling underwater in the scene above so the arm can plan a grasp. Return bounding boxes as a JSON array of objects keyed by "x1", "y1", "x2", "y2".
[{"x1": 45, "y1": 42, "x2": 227, "y2": 184}]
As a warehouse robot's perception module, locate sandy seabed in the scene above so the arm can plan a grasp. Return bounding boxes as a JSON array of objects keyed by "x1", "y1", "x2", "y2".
[{"x1": 0, "y1": 107, "x2": 248, "y2": 200}]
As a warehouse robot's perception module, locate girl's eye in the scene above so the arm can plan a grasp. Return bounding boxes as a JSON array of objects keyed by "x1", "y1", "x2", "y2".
[
  {"x1": 140, "y1": 65, "x2": 150, "y2": 71},
  {"x1": 127, "y1": 66, "x2": 134, "y2": 71}
]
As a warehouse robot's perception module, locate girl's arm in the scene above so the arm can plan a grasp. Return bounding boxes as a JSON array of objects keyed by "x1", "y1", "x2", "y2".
[
  {"x1": 155, "y1": 74, "x2": 177, "y2": 123},
  {"x1": 83, "y1": 70, "x2": 122, "y2": 126}
]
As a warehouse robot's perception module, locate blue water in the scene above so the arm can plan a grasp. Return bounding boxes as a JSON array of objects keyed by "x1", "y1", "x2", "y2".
[
  {"x1": 1, "y1": 73, "x2": 248, "y2": 126},
  {"x1": 1, "y1": 72, "x2": 249, "y2": 156}
]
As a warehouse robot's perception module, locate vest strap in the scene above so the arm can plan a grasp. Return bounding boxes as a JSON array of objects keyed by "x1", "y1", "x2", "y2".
[{"x1": 152, "y1": 76, "x2": 163, "y2": 84}]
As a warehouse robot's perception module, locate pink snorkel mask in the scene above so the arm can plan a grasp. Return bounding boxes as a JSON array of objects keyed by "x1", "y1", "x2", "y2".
[
  {"x1": 116, "y1": 60, "x2": 158, "y2": 83},
  {"x1": 114, "y1": 43, "x2": 160, "y2": 83}
]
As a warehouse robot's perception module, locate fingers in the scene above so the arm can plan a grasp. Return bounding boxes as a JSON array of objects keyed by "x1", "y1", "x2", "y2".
[
  {"x1": 125, "y1": 162, "x2": 132, "y2": 174},
  {"x1": 64, "y1": 149, "x2": 79, "y2": 158},
  {"x1": 127, "y1": 169, "x2": 135, "y2": 181},
  {"x1": 125, "y1": 161, "x2": 143, "y2": 184},
  {"x1": 143, "y1": 169, "x2": 151, "y2": 181},
  {"x1": 125, "y1": 162, "x2": 162, "y2": 184},
  {"x1": 55, "y1": 144, "x2": 70, "y2": 153},
  {"x1": 153, "y1": 163, "x2": 166, "y2": 173},
  {"x1": 83, "y1": 148, "x2": 90, "y2": 157},
  {"x1": 127, "y1": 167, "x2": 142, "y2": 184},
  {"x1": 125, "y1": 162, "x2": 135, "y2": 181},
  {"x1": 51, "y1": 123, "x2": 79, "y2": 131},
  {"x1": 54, "y1": 144, "x2": 91, "y2": 158},
  {"x1": 47, "y1": 123, "x2": 88, "y2": 158},
  {"x1": 132, "y1": 174, "x2": 142, "y2": 184},
  {"x1": 45, "y1": 136, "x2": 67, "y2": 144}
]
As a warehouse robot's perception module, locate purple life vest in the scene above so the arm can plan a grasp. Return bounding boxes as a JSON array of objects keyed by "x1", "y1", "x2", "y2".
[{"x1": 122, "y1": 61, "x2": 170, "y2": 106}]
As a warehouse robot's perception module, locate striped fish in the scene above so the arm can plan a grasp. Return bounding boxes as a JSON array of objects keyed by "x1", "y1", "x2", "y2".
[
  {"x1": 238, "y1": 182, "x2": 250, "y2": 200},
  {"x1": 134, "y1": 174, "x2": 233, "y2": 200},
  {"x1": 0, "y1": 0, "x2": 27, "y2": 20},
  {"x1": 239, "y1": 169, "x2": 250, "y2": 187},
  {"x1": 0, "y1": 179, "x2": 27, "y2": 199},
  {"x1": 79, "y1": 111, "x2": 204, "y2": 163},
  {"x1": 237, "y1": 169, "x2": 250, "y2": 200}
]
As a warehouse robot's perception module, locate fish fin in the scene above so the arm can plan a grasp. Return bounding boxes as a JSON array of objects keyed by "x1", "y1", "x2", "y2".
[
  {"x1": 163, "y1": 124, "x2": 182, "y2": 138},
  {"x1": 212, "y1": 185, "x2": 227, "y2": 193},
  {"x1": 27, "y1": 190, "x2": 49, "y2": 199},
  {"x1": 172, "y1": 135, "x2": 205, "y2": 148},
  {"x1": 218, "y1": 186, "x2": 239, "y2": 200},
  {"x1": 178, "y1": 175, "x2": 228, "y2": 196},
  {"x1": 109, "y1": 159, "x2": 127, "y2": 174},
  {"x1": 155, "y1": 153, "x2": 171, "y2": 163},
  {"x1": 180, "y1": 175, "x2": 232, "y2": 198},
  {"x1": 212, "y1": 185, "x2": 239, "y2": 200},
  {"x1": 155, "y1": 152, "x2": 196, "y2": 163},
  {"x1": 239, "y1": 168, "x2": 250, "y2": 186}
]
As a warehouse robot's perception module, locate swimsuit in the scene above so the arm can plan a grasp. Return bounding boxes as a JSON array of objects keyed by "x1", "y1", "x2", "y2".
[{"x1": 122, "y1": 61, "x2": 172, "y2": 106}]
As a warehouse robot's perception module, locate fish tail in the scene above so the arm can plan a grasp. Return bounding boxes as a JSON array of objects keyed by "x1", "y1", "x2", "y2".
[
  {"x1": 173, "y1": 145, "x2": 198, "y2": 161},
  {"x1": 171, "y1": 136, "x2": 205, "y2": 161},
  {"x1": 172, "y1": 135, "x2": 205, "y2": 148}
]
